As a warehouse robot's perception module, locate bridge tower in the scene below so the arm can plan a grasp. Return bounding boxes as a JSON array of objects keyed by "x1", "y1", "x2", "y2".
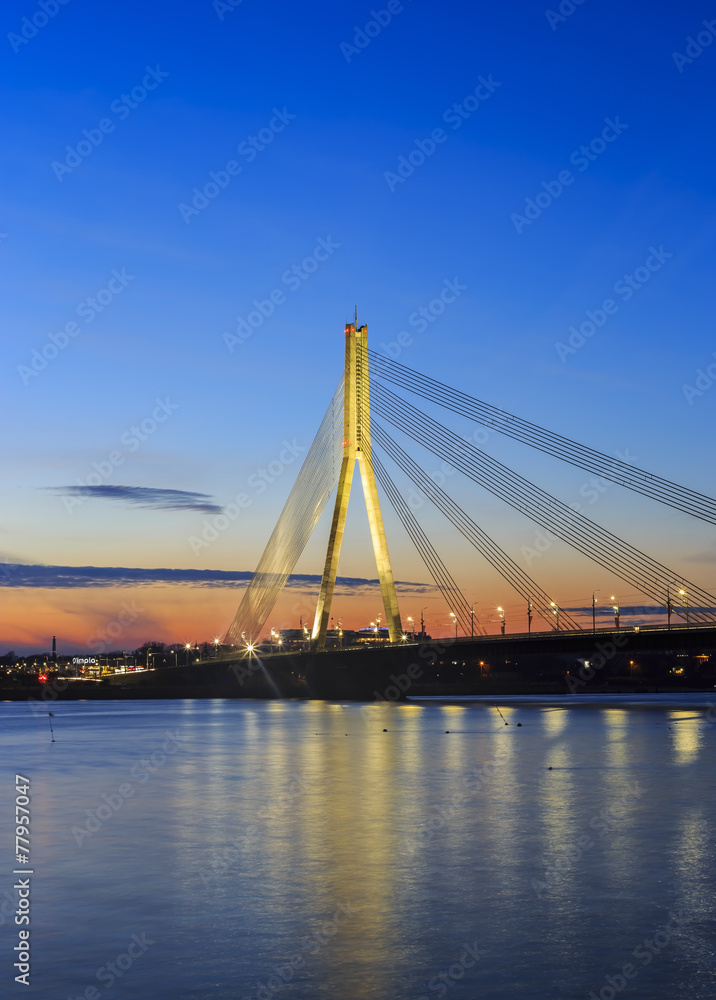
[{"x1": 312, "y1": 323, "x2": 402, "y2": 650}]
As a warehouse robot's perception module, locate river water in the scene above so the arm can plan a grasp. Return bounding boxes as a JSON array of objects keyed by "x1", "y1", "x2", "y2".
[{"x1": 1, "y1": 695, "x2": 715, "y2": 999}]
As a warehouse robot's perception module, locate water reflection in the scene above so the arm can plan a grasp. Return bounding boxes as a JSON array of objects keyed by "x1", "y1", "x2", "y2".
[
  {"x1": 667, "y1": 712, "x2": 704, "y2": 764},
  {"x1": 2, "y1": 698, "x2": 715, "y2": 1000}
]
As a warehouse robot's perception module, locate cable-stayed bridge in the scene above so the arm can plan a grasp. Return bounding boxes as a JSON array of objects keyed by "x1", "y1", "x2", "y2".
[{"x1": 224, "y1": 321, "x2": 716, "y2": 657}]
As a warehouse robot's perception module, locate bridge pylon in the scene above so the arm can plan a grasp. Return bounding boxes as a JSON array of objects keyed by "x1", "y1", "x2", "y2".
[{"x1": 312, "y1": 323, "x2": 402, "y2": 650}]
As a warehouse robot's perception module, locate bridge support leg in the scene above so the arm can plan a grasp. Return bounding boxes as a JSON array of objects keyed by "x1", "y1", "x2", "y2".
[{"x1": 312, "y1": 323, "x2": 402, "y2": 650}]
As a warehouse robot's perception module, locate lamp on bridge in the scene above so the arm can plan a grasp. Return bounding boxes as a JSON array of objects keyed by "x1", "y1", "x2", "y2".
[
  {"x1": 407, "y1": 616, "x2": 414, "y2": 640},
  {"x1": 550, "y1": 601, "x2": 560, "y2": 630},
  {"x1": 497, "y1": 607, "x2": 505, "y2": 635},
  {"x1": 610, "y1": 596, "x2": 620, "y2": 629},
  {"x1": 679, "y1": 588, "x2": 689, "y2": 626},
  {"x1": 184, "y1": 642, "x2": 191, "y2": 666},
  {"x1": 592, "y1": 590, "x2": 600, "y2": 633},
  {"x1": 527, "y1": 600, "x2": 533, "y2": 634},
  {"x1": 449, "y1": 611, "x2": 458, "y2": 639}
]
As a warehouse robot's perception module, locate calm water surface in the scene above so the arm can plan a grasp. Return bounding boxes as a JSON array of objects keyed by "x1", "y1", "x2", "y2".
[{"x1": 1, "y1": 695, "x2": 715, "y2": 999}]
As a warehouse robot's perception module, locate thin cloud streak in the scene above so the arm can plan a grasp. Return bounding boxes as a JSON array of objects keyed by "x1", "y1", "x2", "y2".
[
  {"x1": 1, "y1": 564, "x2": 434, "y2": 594},
  {"x1": 44, "y1": 485, "x2": 223, "y2": 513}
]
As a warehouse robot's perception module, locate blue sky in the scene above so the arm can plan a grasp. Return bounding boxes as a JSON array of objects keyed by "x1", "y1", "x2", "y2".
[{"x1": 2, "y1": 0, "x2": 716, "y2": 652}]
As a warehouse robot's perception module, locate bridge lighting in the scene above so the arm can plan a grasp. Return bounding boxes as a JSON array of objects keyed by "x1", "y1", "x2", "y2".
[
  {"x1": 550, "y1": 602, "x2": 560, "y2": 630},
  {"x1": 611, "y1": 596, "x2": 620, "y2": 629},
  {"x1": 184, "y1": 642, "x2": 192, "y2": 666},
  {"x1": 497, "y1": 607, "x2": 505, "y2": 636},
  {"x1": 246, "y1": 643, "x2": 255, "y2": 653},
  {"x1": 449, "y1": 611, "x2": 458, "y2": 639},
  {"x1": 407, "y1": 616, "x2": 414, "y2": 640},
  {"x1": 679, "y1": 588, "x2": 689, "y2": 626},
  {"x1": 592, "y1": 590, "x2": 600, "y2": 632}
]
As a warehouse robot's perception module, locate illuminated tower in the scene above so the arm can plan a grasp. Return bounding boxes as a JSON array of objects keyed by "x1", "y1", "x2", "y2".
[{"x1": 312, "y1": 322, "x2": 402, "y2": 650}]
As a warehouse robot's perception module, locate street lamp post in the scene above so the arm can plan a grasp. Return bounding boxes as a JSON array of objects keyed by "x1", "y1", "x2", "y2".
[
  {"x1": 449, "y1": 612, "x2": 458, "y2": 640},
  {"x1": 407, "y1": 616, "x2": 414, "y2": 640},
  {"x1": 497, "y1": 607, "x2": 505, "y2": 635},
  {"x1": 470, "y1": 604, "x2": 475, "y2": 639},
  {"x1": 679, "y1": 588, "x2": 689, "y2": 626},
  {"x1": 185, "y1": 642, "x2": 191, "y2": 666},
  {"x1": 667, "y1": 587, "x2": 673, "y2": 630},
  {"x1": 592, "y1": 590, "x2": 600, "y2": 633},
  {"x1": 550, "y1": 602, "x2": 560, "y2": 630},
  {"x1": 527, "y1": 600, "x2": 533, "y2": 634},
  {"x1": 611, "y1": 596, "x2": 620, "y2": 629}
]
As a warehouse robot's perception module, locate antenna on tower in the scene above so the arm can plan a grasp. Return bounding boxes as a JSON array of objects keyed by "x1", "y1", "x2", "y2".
[{"x1": 354, "y1": 305, "x2": 358, "y2": 326}]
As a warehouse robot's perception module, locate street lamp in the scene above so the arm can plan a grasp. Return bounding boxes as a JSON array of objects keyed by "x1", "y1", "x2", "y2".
[
  {"x1": 184, "y1": 642, "x2": 191, "y2": 666},
  {"x1": 407, "y1": 616, "x2": 414, "y2": 640},
  {"x1": 449, "y1": 611, "x2": 458, "y2": 639},
  {"x1": 666, "y1": 587, "x2": 674, "y2": 630},
  {"x1": 592, "y1": 590, "x2": 600, "y2": 633},
  {"x1": 679, "y1": 588, "x2": 689, "y2": 626},
  {"x1": 497, "y1": 607, "x2": 505, "y2": 635},
  {"x1": 550, "y1": 602, "x2": 560, "y2": 631},
  {"x1": 527, "y1": 599, "x2": 533, "y2": 634},
  {"x1": 470, "y1": 604, "x2": 476, "y2": 639},
  {"x1": 611, "y1": 596, "x2": 620, "y2": 629}
]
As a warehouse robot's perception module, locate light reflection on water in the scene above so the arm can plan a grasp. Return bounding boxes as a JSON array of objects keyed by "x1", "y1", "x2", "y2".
[{"x1": 1, "y1": 696, "x2": 715, "y2": 999}]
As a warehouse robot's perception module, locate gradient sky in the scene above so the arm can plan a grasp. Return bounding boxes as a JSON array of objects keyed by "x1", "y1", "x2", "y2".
[{"x1": 2, "y1": 0, "x2": 716, "y2": 654}]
